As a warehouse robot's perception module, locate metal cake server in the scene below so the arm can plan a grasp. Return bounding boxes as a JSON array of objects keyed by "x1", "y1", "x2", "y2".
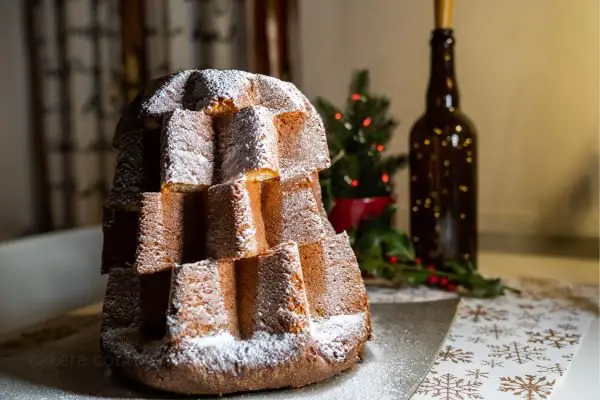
[{"x1": 0, "y1": 300, "x2": 459, "y2": 400}]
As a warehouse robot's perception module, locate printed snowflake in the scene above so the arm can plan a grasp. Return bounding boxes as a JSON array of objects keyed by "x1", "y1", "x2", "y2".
[
  {"x1": 517, "y1": 310, "x2": 545, "y2": 324},
  {"x1": 459, "y1": 304, "x2": 508, "y2": 323},
  {"x1": 546, "y1": 300, "x2": 580, "y2": 315},
  {"x1": 557, "y1": 323, "x2": 577, "y2": 331},
  {"x1": 468, "y1": 336, "x2": 487, "y2": 344},
  {"x1": 435, "y1": 345, "x2": 474, "y2": 364},
  {"x1": 465, "y1": 369, "x2": 490, "y2": 381},
  {"x1": 488, "y1": 342, "x2": 548, "y2": 365},
  {"x1": 482, "y1": 358, "x2": 505, "y2": 369},
  {"x1": 536, "y1": 363, "x2": 566, "y2": 377},
  {"x1": 446, "y1": 333, "x2": 464, "y2": 342},
  {"x1": 417, "y1": 373, "x2": 483, "y2": 400},
  {"x1": 526, "y1": 329, "x2": 581, "y2": 349},
  {"x1": 562, "y1": 353, "x2": 574, "y2": 362},
  {"x1": 475, "y1": 323, "x2": 517, "y2": 340},
  {"x1": 499, "y1": 375, "x2": 555, "y2": 400}
]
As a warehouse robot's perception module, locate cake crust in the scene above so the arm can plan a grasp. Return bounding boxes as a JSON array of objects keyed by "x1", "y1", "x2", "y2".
[{"x1": 101, "y1": 69, "x2": 371, "y2": 396}]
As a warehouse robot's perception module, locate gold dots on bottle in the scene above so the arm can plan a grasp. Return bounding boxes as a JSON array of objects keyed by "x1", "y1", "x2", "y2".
[
  {"x1": 424, "y1": 139, "x2": 431, "y2": 145},
  {"x1": 413, "y1": 142, "x2": 420, "y2": 149},
  {"x1": 412, "y1": 206, "x2": 419, "y2": 212},
  {"x1": 424, "y1": 198, "x2": 432, "y2": 209},
  {"x1": 460, "y1": 213, "x2": 466, "y2": 219},
  {"x1": 456, "y1": 125, "x2": 463, "y2": 132},
  {"x1": 444, "y1": 160, "x2": 450, "y2": 167},
  {"x1": 413, "y1": 236, "x2": 420, "y2": 242},
  {"x1": 434, "y1": 127, "x2": 442, "y2": 135},
  {"x1": 466, "y1": 157, "x2": 473, "y2": 163},
  {"x1": 459, "y1": 185, "x2": 468, "y2": 192},
  {"x1": 416, "y1": 199, "x2": 422, "y2": 205},
  {"x1": 464, "y1": 138, "x2": 472, "y2": 147},
  {"x1": 441, "y1": 141, "x2": 447, "y2": 147},
  {"x1": 464, "y1": 253, "x2": 471, "y2": 260},
  {"x1": 434, "y1": 212, "x2": 440, "y2": 218}
]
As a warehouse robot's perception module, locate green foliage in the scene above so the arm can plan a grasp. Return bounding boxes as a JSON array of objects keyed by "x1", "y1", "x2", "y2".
[
  {"x1": 316, "y1": 70, "x2": 408, "y2": 201},
  {"x1": 351, "y1": 206, "x2": 521, "y2": 298}
]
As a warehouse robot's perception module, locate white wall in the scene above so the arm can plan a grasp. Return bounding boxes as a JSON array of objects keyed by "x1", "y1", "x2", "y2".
[
  {"x1": 0, "y1": 1, "x2": 33, "y2": 240},
  {"x1": 298, "y1": 0, "x2": 599, "y2": 238}
]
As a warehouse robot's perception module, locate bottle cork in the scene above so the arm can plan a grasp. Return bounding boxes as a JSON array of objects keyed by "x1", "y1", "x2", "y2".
[{"x1": 434, "y1": 0, "x2": 454, "y2": 29}]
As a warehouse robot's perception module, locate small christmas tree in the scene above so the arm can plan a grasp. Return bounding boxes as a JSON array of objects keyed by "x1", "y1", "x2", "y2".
[{"x1": 316, "y1": 70, "x2": 407, "y2": 211}]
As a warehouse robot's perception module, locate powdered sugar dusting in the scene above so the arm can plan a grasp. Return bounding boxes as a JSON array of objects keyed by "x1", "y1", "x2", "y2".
[
  {"x1": 161, "y1": 109, "x2": 214, "y2": 188},
  {"x1": 191, "y1": 69, "x2": 255, "y2": 111},
  {"x1": 167, "y1": 260, "x2": 232, "y2": 341},
  {"x1": 102, "y1": 312, "x2": 366, "y2": 375},
  {"x1": 206, "y1": 178, "x2": 261, "y2": 259},
  {"x1": 313, "y1": 313, "x2": 366, "y2": 362},
  {"x1": 218, "y1": 106, "x2": 279, "y2": 183},
  {"x1": 142, "y1": 70, "x2": 198, "y2": 116},
  {"x1": 255, "y1": 74, "x2": 309, "y2": 113}
]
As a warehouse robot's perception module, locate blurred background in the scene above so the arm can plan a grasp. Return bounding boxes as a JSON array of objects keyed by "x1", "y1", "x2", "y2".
[{"x1": 0, "y1": 0, "x2": 598, "y2": 256}]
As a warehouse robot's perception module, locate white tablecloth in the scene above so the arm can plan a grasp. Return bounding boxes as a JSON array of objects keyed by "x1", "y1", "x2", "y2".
[{"x1": 368, "y1": 277, "x2": 599, "y2": 400}]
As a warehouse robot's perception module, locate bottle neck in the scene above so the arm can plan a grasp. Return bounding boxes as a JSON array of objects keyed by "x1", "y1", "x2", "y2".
[{"x1": 426, "y1": 29, "x2": 459, "y2": 111}]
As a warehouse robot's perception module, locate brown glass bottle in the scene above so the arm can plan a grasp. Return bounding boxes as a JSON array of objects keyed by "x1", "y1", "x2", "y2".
[{"x1": 409, "y1": 28, "x2": 477, "y2": 268}]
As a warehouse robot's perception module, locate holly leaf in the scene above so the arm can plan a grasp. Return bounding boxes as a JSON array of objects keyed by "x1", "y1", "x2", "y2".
[
  {"x1": 400, "y1": 269, "x2": 430, "y2": 285},
  {"x1": 381, "y1": 229, "x2": 416, "y2": 262}
]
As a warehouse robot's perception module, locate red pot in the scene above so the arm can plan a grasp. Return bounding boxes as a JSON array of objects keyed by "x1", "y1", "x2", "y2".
[{"x1": 328, "y1": 196, "x2": 394, "y2": 233}]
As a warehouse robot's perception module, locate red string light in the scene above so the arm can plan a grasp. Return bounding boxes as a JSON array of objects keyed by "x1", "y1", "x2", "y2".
[
  {"x1": 381, "y1": 173, "x2": 390, "y2": 183},
  {"x1": 351, "y1": 179, "x2": 359, "y2": 187},
  {"x1": 362, "y1": 117, "x2": 372, "y2": 127},
  {"x1": 335, "y1": 112, "x2": 342, "y2": 120},
  {"x1": 351, "y1": 93, "x2": 361, "y2": 101},
  {"x1": 387, "y1": 256, "x2": 398, "y2": 264},
  {"x1": 377, "y1": 144, "x2": 384, "y2": 152}
]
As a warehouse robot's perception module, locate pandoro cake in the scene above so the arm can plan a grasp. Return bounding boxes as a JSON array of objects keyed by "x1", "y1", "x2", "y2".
[{"x1": 100, "y1": 69, "x2": 372, "y2": 395}]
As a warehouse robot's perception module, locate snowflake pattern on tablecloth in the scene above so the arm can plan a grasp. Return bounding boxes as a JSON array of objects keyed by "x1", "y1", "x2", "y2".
[
  {"x1": 517, "y1": 310, "x2": 546, "y2": 324},
  {"x1": 482, "y1": 358, "x2": 505, "y2": 369},
  {"x1": 416, "y1": 373, "x2": 483, "y2": 400},
  {"x1": 475, "y1": 324, "x2": 516, "y2": 340},
  {"x1": 465, "y1": 369, "x2": 490, "y2": 381},
  {"x1": 526, "y1": 329, "x2": 581, "y2": 349},
  {"x1": 488, "y1": 342, "x2": 549, "y2": 365},
  {"x1": 536, "y1": 363, "x2": 565, "y2": 377},
  {"x1": 436, "y1": 345, "x2": 474, "y2": 364},
  {"x1": 499, "y1": 375, "x2": 554, "y2": 400},
  {"x1": 459, "y1": 304, "x2": 509, "y2": 323},
  {"x1": 368, "y1": 276, "x2": 596, "y2": 400},
  {"x1": 557, "y1": 323, "x2": 577, "y2": 331},
  {"x1": 468, "y1": 335, "x2": 488, "y2": 344}
]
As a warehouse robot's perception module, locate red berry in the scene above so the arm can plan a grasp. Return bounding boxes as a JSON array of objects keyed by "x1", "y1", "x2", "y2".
[
  {"x1": 439, "y1": 277, "x2": 449, "y2": 286},
  {"x1": 446, "y1": 283, "x2": 457, "y2": 292},
  {"x1": 415, "y1": 258, "x2": 423, "y2": 265},
  {"x1": 388, "y1": 256, "x2": 398, "y2": 264},
  {"x1": 427, "y1": 275, "x2": 439, "y2": 285}
]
